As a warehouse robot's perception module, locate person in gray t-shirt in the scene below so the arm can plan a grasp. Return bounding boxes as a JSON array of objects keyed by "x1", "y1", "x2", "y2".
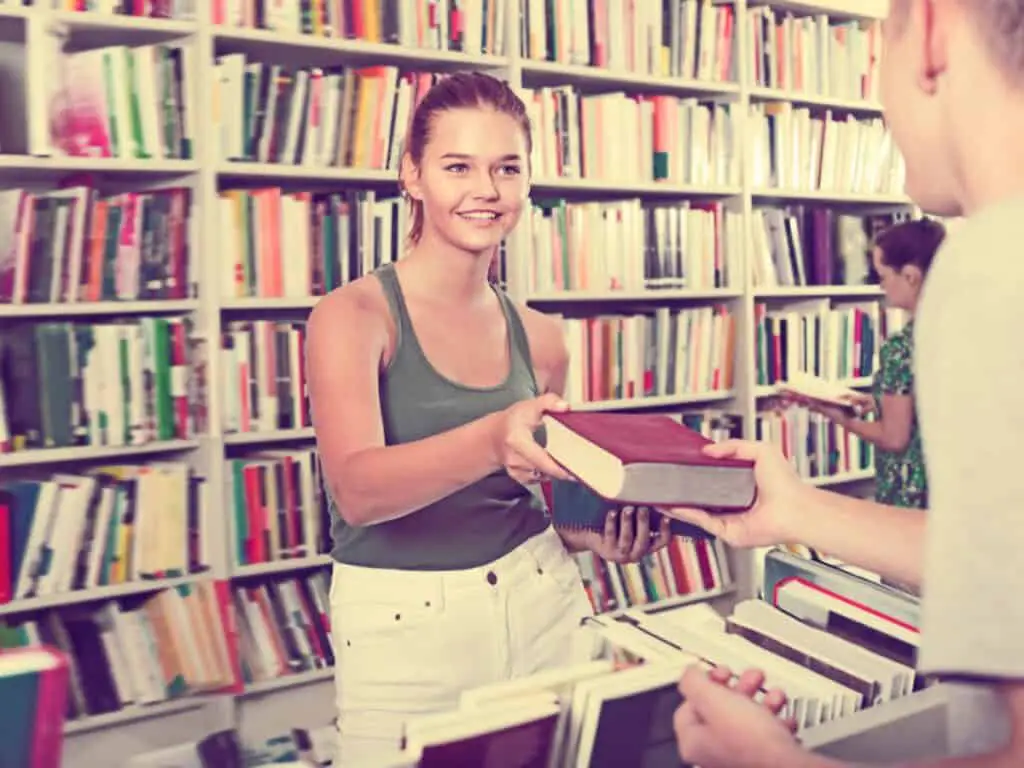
[{"x1": 663, "y1": 2, "x2": 1024, "y2": 767}]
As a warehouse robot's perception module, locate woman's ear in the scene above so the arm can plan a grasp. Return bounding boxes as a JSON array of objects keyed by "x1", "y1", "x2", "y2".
[
  {"x1": 902, "y1": 263, "x2": 924, "y2": 288},
  {"x1": 400, "y1": 153, "x2": 423, "y2": 202}
]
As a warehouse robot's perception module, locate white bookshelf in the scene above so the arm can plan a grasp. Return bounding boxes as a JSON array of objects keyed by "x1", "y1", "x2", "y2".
[{"x1": 0, "y1": 0, "x2": 915, "y2": 763}]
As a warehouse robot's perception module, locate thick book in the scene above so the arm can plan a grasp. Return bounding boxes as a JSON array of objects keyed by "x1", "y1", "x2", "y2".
[{"x1": 541, "y1": 411, "x2": 757, "y2": 509}]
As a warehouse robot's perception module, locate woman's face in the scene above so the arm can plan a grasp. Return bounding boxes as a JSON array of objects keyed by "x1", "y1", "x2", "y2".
[{"x1": 405, "y1": 106, "x2": 530, "y2": 257}]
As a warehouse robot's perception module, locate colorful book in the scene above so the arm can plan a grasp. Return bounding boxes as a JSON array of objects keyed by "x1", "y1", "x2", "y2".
[
  {"x1": 550, "y1": 480, "x2": 713, "y2": 540},
  {"x1": 0, "y1": 645, "x2": 69, "y2": 768}
]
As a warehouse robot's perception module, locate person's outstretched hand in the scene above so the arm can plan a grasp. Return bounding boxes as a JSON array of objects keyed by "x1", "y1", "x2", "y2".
[
  {"x1": 674, "y1": 664, "x2": 811, "y2": 768},
  {"x1": 661, "y1": 440, "x2": 812, "y2": 549}
]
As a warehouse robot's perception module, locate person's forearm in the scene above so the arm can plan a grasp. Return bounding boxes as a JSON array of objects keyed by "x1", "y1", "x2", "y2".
[
  {"x1": 786, "y1": 485, "x2": 926, "y2": 588},
  {"x1": 840, "y1": 416, "x2": 903, "y2": 452},
  {"x1": 324, "y1": 412, "x2": 504, "y2": 527}
]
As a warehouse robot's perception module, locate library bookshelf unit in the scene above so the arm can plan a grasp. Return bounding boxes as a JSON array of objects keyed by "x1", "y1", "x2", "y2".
[{"x1": 0, "y1": 0, "x2": 933, "y2": 764}]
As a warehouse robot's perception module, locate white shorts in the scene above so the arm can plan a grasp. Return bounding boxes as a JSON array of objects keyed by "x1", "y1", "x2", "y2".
[{"x1": 329, "y1": 525, "x2": 596, "y2": 767}]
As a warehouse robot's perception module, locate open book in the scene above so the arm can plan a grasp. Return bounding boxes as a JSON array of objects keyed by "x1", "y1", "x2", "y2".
[{"x1": 776, "y1": 372, "x2": 867, "y2": 416}]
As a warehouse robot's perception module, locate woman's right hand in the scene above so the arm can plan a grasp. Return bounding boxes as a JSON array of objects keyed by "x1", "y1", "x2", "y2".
[
  {"x1": 839, "y1": 391, "x2": 876, "y2": 416},
  {"x1": 493, "y1": 393, "x2": 574, "y2": 485},
  {"x1": 660, "y1": 440, "x2": 813, "y2": 549}
]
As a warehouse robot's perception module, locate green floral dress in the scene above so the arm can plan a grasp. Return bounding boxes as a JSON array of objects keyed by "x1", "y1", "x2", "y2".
[{"x1": 872, "y1": 321, "x2": 928, "y2": 509}]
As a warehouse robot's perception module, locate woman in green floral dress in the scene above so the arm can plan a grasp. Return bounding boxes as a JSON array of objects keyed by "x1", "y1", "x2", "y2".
[
  {"x1": 801, "y1": 218, "x2": 947, "y2": 510},
  {"x1": 794, "y1": 219, "x2": 946, "y2": 593}
]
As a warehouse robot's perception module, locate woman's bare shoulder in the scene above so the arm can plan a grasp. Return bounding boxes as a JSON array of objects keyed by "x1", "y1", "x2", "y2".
[
  {"x1": 513, "y1": 300, "x2": 568, "y2": 379},
  {"x1": 307, "y1": 274, "x2": 393, "y2": 352}
]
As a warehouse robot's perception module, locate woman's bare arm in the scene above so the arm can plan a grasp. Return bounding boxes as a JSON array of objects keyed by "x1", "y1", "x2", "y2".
[
  {"x1": 841, "y1": 393, "x2": 915, "y2": 452},
  {"x1": 792, "y1": 486, "x2": 927, "y2": 588}
]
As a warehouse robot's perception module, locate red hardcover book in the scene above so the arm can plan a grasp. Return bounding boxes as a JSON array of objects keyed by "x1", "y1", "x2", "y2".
[{"x1": 542, "y1": 412, "x2": 757, "y2": 510}]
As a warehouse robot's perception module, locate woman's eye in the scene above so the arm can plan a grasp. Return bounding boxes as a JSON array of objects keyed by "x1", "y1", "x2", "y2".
[
  {"x1": 444, "y1": 163, "x2": 469, "y2": 173},
  {"x1": 499, "y1": 165, "x2": 521, "y2": 176}
]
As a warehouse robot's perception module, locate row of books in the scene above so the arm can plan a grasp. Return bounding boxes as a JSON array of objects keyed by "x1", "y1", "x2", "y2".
[
  {"x1": 0, "y1": 318, "x2": 207, "y2": 453},
  {"x1": 756, "y1": 408, "x2": 875, "y2": 481},
  {"x1": 575, "y1": 535, "x2": 732, "y2": 616},
  {"x1": 212, "y1": 0, "x2": 505, "y2": 56},
  {"x1": 750, "y1": 207, "x2": 908, "y2": 288},
  {"x1": 498, "y1": 199, "x2": 739, "y2": 295},
  {"x1": 211, "y1": 54, "x2": 743, "y2": 186},
  {"x1": 227, "y1": 449, "x2": 330, "y2": 568},
  {"x1": 211, "y1": 0, "x2": 733, "y2": 83},
  {"x1": 219, "y1": 191, "x2": 746, "y2": 301},
  {"x1": 521, "y1": 0, "x2": 734, "y2": 81},
  {"x1": 213, "y1": 61, "x2": 435, "y2": 169},
  {"x1": 0, "y1": 462, "x2": 210, "y2": 604},
  {"x1": 22, "y1": 0, "x2": 195, "y2": 17},
  {"x1": 0, "y1": 187, "x2": 195, "y2": 306},
  {"x1": 749, "y1": 103, "x2": 905, "y2": 196},
  {"x1": 524, "y1": 88, "x2": 738, "y2": 187},
  {"x1": 233, "y1": 569, "x2": 333, "y2": 686},
  {"x1": 218, "y1": 189, "x2": 403, "y2": 301},
  {"x1": 221, "y1": 320, "x2": 310, "y2": 436},
  {"x1": 390, "y1": 548, "x2": 923, "y2": 765},
  {"x1": 0, "y1": 572, "x2": 335, "y2": 723},
  {"x1": 0, "y1": 182, "x2": 908, "y2": 306},
  {"x1": 0, "y1": 302, "x2": 896, "y2": 452},
  {"x1": 0, "y1": 580, "x2": 235, "y2": 722},
  {"x1": 747, "y1": 7, "x2": 883, "y2": 103},
  {"x1": 557, "y1": 305, "x2": 735, "y2": 405},
  {"x1": 51, "y1": 44, "x2": 195, "y2": 162},
  {"x1": 754, "y1": 300, "x2": 882, "y2": 386}
]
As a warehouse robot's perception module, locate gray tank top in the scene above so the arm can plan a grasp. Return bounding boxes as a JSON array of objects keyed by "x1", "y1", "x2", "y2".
[{"x1": 328, "y1": 263, "x2": 550, "y2": 570}]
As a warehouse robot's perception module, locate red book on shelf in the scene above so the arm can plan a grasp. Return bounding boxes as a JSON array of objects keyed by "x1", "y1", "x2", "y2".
[{"x1": 542, "y1": 411, "x2": 757, "y2": 510}]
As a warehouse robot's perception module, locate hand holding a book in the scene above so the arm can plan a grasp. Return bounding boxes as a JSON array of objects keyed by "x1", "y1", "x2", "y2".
[
  {"x1": 838, "y1": 391, "x2": 876, "y2": 416},
  {"x1": 556, "y1": 506, "x2": 672, "y2": 563},
  {"x1": 493, "y1": 393, "x2": 575, "y2": 486},
  {"x1": 802, "y1": 399, "x2": 854, "y2": 426},
  {"x1": 776, "y1": 390, "x2": 875, "y2": 423},
  {"x1": 674, "y1": 664, "x2": 807, "y2": 768},
  {"x1": 662, "y1": 440, "x2": 811, "y2": 549}
]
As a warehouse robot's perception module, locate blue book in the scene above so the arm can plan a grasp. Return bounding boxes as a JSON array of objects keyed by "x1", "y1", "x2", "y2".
[{"x1": 549, "y1": 480, "x2": 713, "y2": 540}]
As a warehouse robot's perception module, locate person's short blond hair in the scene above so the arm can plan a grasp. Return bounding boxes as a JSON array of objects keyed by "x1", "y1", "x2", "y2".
[
  {"x1": 890, "y1": 0, "x2": 1024, "y2": 83},
  {"x1": 975, "y1": 0, "x2": 1024, "y2": 81}
]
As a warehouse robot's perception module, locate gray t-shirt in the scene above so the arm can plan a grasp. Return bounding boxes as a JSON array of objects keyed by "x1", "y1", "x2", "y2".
[{"x1": 915, "y1": 197, "x2": 1024, "y2": 752}]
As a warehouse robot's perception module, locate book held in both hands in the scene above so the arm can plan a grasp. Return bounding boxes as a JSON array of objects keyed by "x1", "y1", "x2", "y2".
[{"x1": 541, "y1": 411, "x2": 757, "y2": 512}]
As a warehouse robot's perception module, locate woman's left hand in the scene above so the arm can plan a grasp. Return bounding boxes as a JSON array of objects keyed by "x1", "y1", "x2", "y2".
[{"x1": 557, "y1": 506, "x2": 672, "y2": 563}]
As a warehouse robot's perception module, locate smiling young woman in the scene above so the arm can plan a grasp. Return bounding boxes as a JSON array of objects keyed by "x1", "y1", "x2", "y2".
[{"x1": 305, "y1": 72, "x2": 671, "y2": 767}]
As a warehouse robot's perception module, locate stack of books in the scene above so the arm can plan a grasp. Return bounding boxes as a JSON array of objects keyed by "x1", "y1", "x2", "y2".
[{"x1": 389, "y1": 549, "x2": 945, "y2": 767}]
